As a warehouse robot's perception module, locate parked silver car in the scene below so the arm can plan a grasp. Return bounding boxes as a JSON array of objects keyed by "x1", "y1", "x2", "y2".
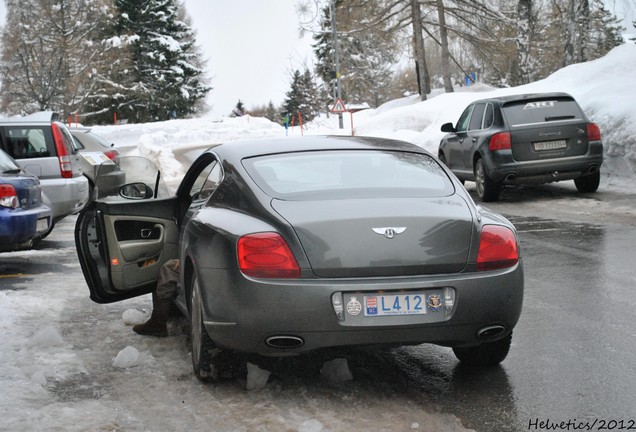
[
  {"x1": 0, "y1": 112, "x2": 88, "y2": 234},
  {"x1": 70, "y1": 127, "x2": 126, "y2": 198},
  {"x1": 76, "y1": 136, "x2": 524, "y2": 382}
]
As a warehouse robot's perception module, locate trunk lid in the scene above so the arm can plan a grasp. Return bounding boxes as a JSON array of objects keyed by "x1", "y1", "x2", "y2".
[
  {"x1": 503, "y1": 96, "x2": 590, "y2": 162},
  {"x1": 272, "y1": 196, "x2": 474, "y2": 278}
]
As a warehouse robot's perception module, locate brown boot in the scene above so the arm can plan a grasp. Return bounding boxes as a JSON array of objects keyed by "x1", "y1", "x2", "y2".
[{"x1": 133, "y1": 292, "x2": 171, "y2": 337}]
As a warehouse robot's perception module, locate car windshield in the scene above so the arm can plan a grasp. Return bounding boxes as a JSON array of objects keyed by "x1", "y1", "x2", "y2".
[
  {"x1": 243, "y1": 150, "x2": 454, "y2": 200},
  {"x1": 0, "y1": 150, "x2": 20, "y2": 172},
  {"x1": 503, "y1": 97, "x2": 584, "y2": 127}
]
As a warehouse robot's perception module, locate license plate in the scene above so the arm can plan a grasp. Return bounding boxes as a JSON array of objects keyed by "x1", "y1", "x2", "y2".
[
  {"x1": 36, "y1": 218, "x2": 49, "y2": 232},
  {"x1": 533, "y1": 139, "x2": 567, "y2": 151},
  {"x1": 364, "y1": 293, "x2": 433, "y2": 316}
]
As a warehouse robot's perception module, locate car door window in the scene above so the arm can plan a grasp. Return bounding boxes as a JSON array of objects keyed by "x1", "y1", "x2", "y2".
[
  {"x1": 483, "y1": 103, "x2": 495, "y2": 129},
  {"x1": 189, "y1": 160, "x2": 222, "y2": 203},
  {"x1": 468, "y1": 103, "x2": 486, "y2": 131},
  {"x1": 456, "y1": 105, "x2": 474, "y2": 133}
]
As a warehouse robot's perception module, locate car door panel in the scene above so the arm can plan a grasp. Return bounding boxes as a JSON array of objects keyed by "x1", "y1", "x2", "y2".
[{"x1": 76, "y1": 197, "x2": 179, "y2": 303}]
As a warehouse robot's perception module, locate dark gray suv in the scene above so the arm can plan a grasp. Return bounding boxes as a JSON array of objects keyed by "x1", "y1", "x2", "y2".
[
  {"x1": 438, "y1": 92, "x2": 603, "y2": 201},
  {"x1": 0, "y1": 112, "x2": 89, "y2": 234}
]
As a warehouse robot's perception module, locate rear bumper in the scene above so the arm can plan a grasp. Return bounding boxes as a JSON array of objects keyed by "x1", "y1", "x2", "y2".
[
  {"x1": 0, "y1": 206, "x2": 51, "y2": 250},
  {"x1": 484, "y1": 141, "x2": 603, "y2": 184},
  {"x1": 192, "y1": 261, "x2": 524, "y2": 356},
  {"x1": 41, "y1": 175, "x2": 89, "y2": 222}
]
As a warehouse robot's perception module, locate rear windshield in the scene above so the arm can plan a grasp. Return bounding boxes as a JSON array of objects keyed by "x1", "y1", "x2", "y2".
[
  {"x1": 503, "y1": 97, "x2": 585, "y2": 127},
  {"x1": 243, "y1": 150, "x2": 454, "y2": 200},
  {"x1": 2, "y1": 126, "x2": 55, "y2": 159}
]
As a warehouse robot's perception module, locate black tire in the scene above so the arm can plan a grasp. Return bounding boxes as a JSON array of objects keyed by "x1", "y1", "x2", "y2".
[
  {"x1": 438, "y1": 152, "x2": 447, "y2": 166},
  {"x1": 190, "y1": 274, "x2": 222, "y2": 382},
  {"x1": 453, "y1": 333, "x2": 512, "y2": 366},
  {"x1": 574, "y1": 170, "x2": 600, "y2": 193},
  {"x1": 474, "y1": 158, "x2": 501, "y2": 202}
]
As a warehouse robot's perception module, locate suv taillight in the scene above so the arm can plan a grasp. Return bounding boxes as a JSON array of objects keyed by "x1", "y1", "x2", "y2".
[
  {"x1": 489, "y1": 132, "x2": 512, "y2": 151},
  {"x1": 476, "y1": 225, "x2": 519, "y2": 271},
  {"x1": 237, "y1": 232, "x2": 301, "y2": 278},
  {"x1": 0, "y1": 185, "x2": 19, "y2": 209},
  {"x1": 51, "y1": 123, "x2": 73, "y2": 178},
  {"x1": 587, "y1": 123, "x2": 601, "y2": 142}
]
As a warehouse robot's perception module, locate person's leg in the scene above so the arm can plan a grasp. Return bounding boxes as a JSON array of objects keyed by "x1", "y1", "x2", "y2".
[{"x1": 133, "y1": 259, "x2": 180, "y2": 337}]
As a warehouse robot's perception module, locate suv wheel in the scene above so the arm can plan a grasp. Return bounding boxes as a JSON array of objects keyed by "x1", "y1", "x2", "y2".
[
  {"x1": 474, "y1": 159, "x2": 501, "y2": 202},
  {"x1": 453, "y1": 333, "x2": 512, "y2": 366},
  {"x1": 574, "y1": 171, "x2": 600, "y2": 193}
]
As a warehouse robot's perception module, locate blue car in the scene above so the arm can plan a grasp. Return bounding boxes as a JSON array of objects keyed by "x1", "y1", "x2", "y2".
[{"x1": 0, "y1": 149, "x2": 51, "y2": 252}]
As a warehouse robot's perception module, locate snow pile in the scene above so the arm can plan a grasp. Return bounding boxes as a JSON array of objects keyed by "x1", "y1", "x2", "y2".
[
  {"x1": 320, "y1": 358, "x2": 353, "y2": 383},
  {"x1": 122, "y1": 308, "x2": 148, "y2": 325},
  {"x1": 28, "y1": 326, "x2": 65, "y2": 347},
  {"x1": 245, "y1": 362, "x2": 271, "y2": 390}
]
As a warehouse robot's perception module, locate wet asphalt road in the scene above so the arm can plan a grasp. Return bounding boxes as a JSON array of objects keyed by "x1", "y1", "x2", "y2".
[{"x1": 1, "y1": 180, "x2": 635, "y2": 432}]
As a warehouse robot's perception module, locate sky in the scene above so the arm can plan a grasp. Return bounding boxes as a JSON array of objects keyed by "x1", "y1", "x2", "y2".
[
  {"x1": 181, "y1": 0, "x2": 315, "y2": 116},
  {"x1": 0, "y1": 42, "x2": 635, "y2": 431}
]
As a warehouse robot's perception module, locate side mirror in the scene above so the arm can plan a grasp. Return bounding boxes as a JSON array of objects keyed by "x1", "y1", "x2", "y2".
[
  {"x1": 441, "y1": 122, "x2": 456, "y2": 133},
  {"x1": 119, "y1": 182, "x2": 154, "y2": 200}
]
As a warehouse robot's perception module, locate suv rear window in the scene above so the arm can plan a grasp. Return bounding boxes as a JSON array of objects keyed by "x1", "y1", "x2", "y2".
[
  {"x1": 502, "y1": 97, "x2": 585, "y2": 127},
  {"x1": 243, "y1": 150, "x2": 454, "y2": 200},
  {"x1": 2, "y1": 127, "x2": 55, "y2": 159}
]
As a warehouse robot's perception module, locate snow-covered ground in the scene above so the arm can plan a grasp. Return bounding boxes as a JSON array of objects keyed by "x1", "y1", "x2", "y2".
[{"x1": 1, "y1": 44, "x2": 635, "y2": 431}]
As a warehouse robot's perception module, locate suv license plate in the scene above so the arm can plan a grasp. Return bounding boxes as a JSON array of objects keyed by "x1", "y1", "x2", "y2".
[
  {"x1": 534, "y1": 140, "x2": 567, "y2": 151},
  {"x1": 364, "y1": 293, "x2": 429, "y2": 316}
]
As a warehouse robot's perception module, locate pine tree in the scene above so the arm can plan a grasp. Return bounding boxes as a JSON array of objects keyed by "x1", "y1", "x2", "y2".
[
  {"x1": 102, "y1": 0, "x2": 210, "y2": 123},
  {"x1": 230, "y1": 100, "x2": 246, "y2": 117},
  {"x1": 282, "y1": 69, "x2": 320, "y2": 123}
]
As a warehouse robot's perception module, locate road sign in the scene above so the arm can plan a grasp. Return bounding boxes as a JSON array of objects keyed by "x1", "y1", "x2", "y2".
[{"x1": 331, "y1": 98, "x2": 347, "y2": 113}]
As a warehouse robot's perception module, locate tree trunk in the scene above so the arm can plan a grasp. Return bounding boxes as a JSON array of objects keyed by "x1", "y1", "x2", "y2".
[
  {"x1": 411, "y1": 0, "x2": 429, "y2": 100},
  {"x1": 515, "y1": 0, "x2": 533, "y2": 84},
  {"x1": 436, "y1": 0, "x2": 453, "y2": 92},
  {"x1": 578, "y1": 0, "x2": 589, "y2": 62},
  {"x1": 563, "y1": 0, "x2": 577, "y2": 66}
]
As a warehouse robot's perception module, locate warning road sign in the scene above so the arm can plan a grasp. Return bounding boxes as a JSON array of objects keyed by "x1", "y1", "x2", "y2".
[{"x1": 331, "y1": 98, "x2": 347, "y2": 113}]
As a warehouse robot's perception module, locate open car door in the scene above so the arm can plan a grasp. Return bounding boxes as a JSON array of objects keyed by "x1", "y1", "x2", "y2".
[{"x1": 75, "y1": 157, "x2": 179, "y2": 303}]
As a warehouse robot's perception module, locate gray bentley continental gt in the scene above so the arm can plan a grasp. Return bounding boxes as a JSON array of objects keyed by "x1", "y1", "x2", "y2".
[{"x1": 75, "y1": 136, "x2": 524, "y2": 381}]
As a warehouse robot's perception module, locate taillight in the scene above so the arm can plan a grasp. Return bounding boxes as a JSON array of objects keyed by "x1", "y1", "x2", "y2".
[
  {"x1": 51, "y1": 123, "x2": 73, "y2": 178},
  {"x1": 0, "y1": 185, "x2": 19, "y2": 209},
  {"x1": 489, "y1": 132, "x2": 511, "y2": 151},
  {"x1": 587, "y1": 123, "x2": 601, "y2": 141},
  {"x1": 476, "y1": 225, "x2": 519, "y2": 271},
  {"x1": 237, "y1": 232, "x2": 300, "y2": 278},
  {"x1": 104, "y1": 150, "x2": 119, "y2": 161}
]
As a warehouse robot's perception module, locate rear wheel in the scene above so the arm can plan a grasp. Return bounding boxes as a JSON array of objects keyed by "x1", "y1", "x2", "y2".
[
  {"x1": 574, "y1": 171, "x2": 600, "y2": 193},
  {"x1": 453, "y1": 333, "x2": 512, "y2": 366},
  {"x1": 190, "y1": 274, "x2": 222, "y2": 382},
  {"x1": 474, "y1": 158, "x2": 501, "y2": 202}
]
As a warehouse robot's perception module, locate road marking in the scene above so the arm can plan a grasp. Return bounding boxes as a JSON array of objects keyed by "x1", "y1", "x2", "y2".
[{"x1": 0, "y1": 273, "x2": 25, "y2": 278}]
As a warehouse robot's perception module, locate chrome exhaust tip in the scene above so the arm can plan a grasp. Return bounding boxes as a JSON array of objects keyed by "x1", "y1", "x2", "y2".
[
  {"x1": 265, "y1": 335, "x2": 304, "y2": 349},
  {"x1": 477, "y1": 325, "x2": 506, "y2": 339}
]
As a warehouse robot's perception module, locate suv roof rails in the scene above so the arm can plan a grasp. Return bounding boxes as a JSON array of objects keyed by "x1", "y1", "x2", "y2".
[{"x1": 14, "y1": 111, "x2": 60, "y2": 123}]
